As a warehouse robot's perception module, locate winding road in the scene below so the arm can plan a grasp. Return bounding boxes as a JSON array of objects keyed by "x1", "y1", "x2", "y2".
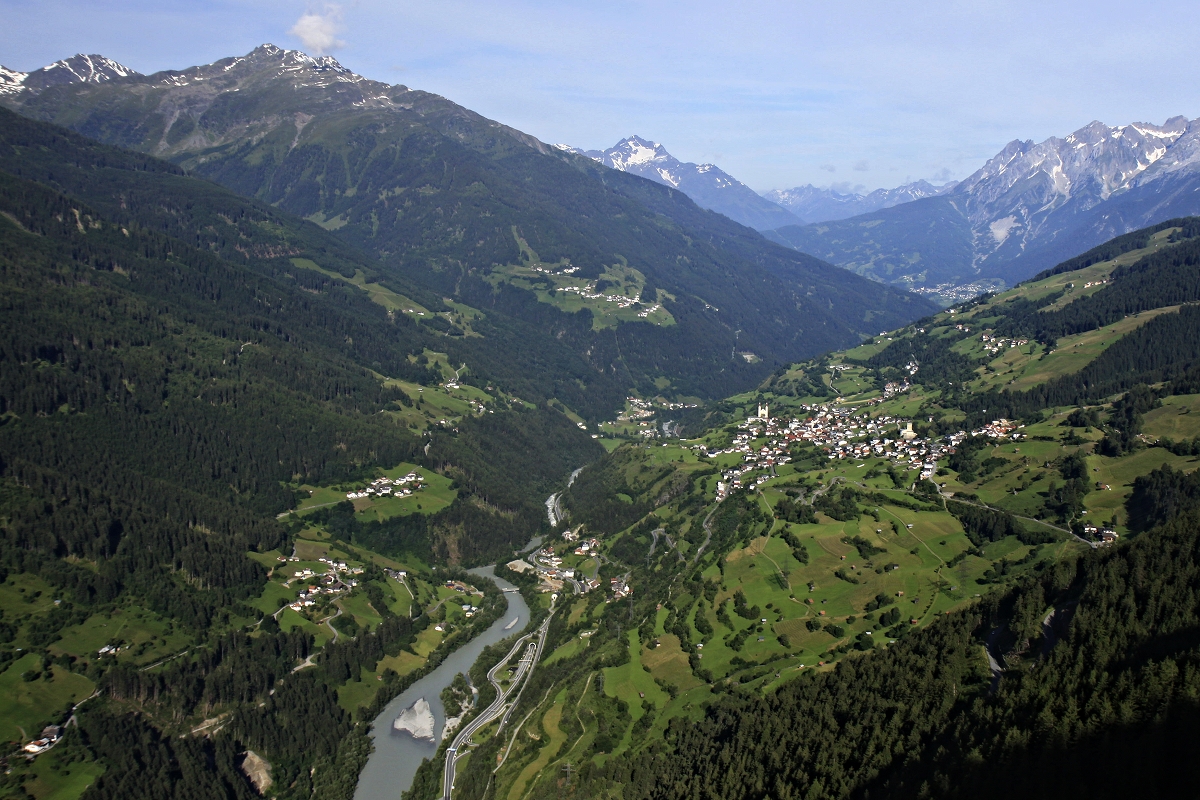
[{"x1": 442, "y1": 604, "x2": 555, "y2": 799}]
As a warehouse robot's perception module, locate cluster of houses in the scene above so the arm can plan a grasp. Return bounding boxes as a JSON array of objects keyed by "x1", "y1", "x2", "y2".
[
  {"x1": 802, "y1": 412, "x2": 954, "y2": 480},
  {"x1": 637, "y1": 303, "x2": 662, "y2": 318},
  {"x1": 619, "y1": 397, "x2": 656, "y2": 421},
  {"x1": 705, "y1": 407, "x2": 789, "y2": 492},
  {"x1": 527, "y1": 262, "x2": 578, "y2": 276},
  {"x1": 443, "y1": 579, "x2": 482, "y2": 596},
  {"x1": 571, "y1": 537, "x2": 601, "y2": 557},
  {"x1": 609, "y1": 396, "x2": 698, "y2": 440},
  {"x1": 285, "y1": 557, "x2": 362, "y2": 612},
  {"x1": 558, "y1": 282, "x2": 640, "y2": 309},
  {"x1": 345, "y1": 473, "x2": 424, "y2": 501},
  {"x1": 876, "y1": 380, "x2": 912, "y2": 401},
  {"x1": 910, "y1": 281, "x2": 1000, "y2": 304},
  {"x1": 707, "y1": 402, "x2": 1039, "y2": 501},
  {"x1": 1083, "y1": 524, "x2": 1120, "y2": 546},
  {"x1": 612, "y1": 396, "x2": 698, "y2": 418},
  {"x1": 616, "y1": 398, "x2": 656, "y2": 437},
  {"x1": 979, "y1": 333, "x2": 1030, "y2": 355},
  {"x1": 508, "y1": 543, "x2": 602, "y2": 595},
  {"x1": 1080, "y1": 279, "x2": 1107, "y2": 289},
  {"x1": 608, "y1": 576, "x2": 632, "y2": 601},
  {"x1": 703, "y1": 404, "x2": 997, "y2": 499},
  {"x1": 533, "y1": 548, "x2": 570, "y2": 593},
  {"x1": 969, "y1": 419, "x2": 1021, "y2": 439},
  {"x1": 443, "y1": 580, "x2": 484, "y2": 617}
]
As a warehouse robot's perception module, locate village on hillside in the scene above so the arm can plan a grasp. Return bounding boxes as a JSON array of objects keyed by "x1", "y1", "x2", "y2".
[
  {"x1": 506, "y1": 538, "x2": 606, "y2": 599},
  {"x1": 278, "y1": 555, "x2": 364, "y2": 613},
  {"x1": 707, "y1": 404, "x2": 1023, "y2": 501},
  {"x1": 345, "y1": 472, "x2": 425, "y2": 500}
]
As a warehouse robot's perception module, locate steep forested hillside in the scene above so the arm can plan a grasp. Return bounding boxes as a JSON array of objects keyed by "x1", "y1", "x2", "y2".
[
  {"x1": 0, "y1": 99, "x2": 611, "y2": 800},
  {"x1": 3, "y1": 45, "x2": 936, "y2": 402},
  {"x1": 0, "y1": 107, "x2": 600, "y2": 569}
]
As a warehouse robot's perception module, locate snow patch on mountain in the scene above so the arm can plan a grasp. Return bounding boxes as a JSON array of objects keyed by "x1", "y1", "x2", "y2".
[
  {"x1": 0, "y1": 66, "x2": 28, "y2": 96},
  {"x1": 989, "y1": 215, "x2": 1018, "y2": 245}
]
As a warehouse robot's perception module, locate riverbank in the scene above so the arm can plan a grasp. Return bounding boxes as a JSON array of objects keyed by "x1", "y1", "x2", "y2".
[{"x1": 354, "y1": 567, "x2": 531, "y2": 800}]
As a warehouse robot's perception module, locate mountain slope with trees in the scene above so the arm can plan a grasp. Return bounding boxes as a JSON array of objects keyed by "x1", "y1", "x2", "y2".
[
  {"x1": 0, "y1": 97, "x2": 610, "y2": 800},
  {"x1": 420, "y1": 217, "x2": 1200, "y2": 800},
  {"x1": 1, "y1": 45, "x2": 936, "y2": 403}
]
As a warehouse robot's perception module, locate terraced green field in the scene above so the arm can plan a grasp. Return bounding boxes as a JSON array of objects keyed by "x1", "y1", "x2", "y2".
[
  {"x1": 291, "y1": 257, "x2": 430, "y2": 317},
  {"x1": 19, "y1": 746, "x2": 104, "y2": 800},
  {"x1": 602, "y1": 631, "x2": 668, "y2": 717},
  {"x1": 968, "y1": 306, "x2": 1180, "y2": 393},
  {"x1": 1143, "y1": 394, "x2": 1200, "y2": 441}
]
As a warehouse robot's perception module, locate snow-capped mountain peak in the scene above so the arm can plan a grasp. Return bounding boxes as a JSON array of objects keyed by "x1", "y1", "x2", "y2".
[
  {"x1": 566, "y1": 136, "x2": 799, "y2": 230},
  {"x1": 0, "y1": 66, "x2": 28, "y2": 96},
  {"x1": 0, "y1": 45, "x2": 366, "y2": 101},
  {"x1": 0, "y1": 53, "x2": 140, "y2": 95},
  {"x1": 603, "y1": 136, "x2": 670, "y2": 170},
  {"x1": 38, "y1": 54, "x2": 137, "y2": 83},
  {"x1": 0, "y1": 52, "x2": 140, "y2": 95},
  {"x1": 959, "y1": 116, "x2": 1192, "y2": 208},
  {"x1": 765, "y1": 113, "x2": 1200, "y2": 295}
]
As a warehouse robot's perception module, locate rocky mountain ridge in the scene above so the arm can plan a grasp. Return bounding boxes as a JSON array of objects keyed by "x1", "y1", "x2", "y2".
[
  {"x1": 0, "y1": 53, "x2": 138, "y2": 95},
  {"x1": 765, "y1": 115, "x2": 1200, "y2": 298}
]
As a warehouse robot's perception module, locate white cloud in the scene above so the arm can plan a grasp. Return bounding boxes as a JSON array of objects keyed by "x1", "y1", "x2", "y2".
[
  {"x1": 819, "y1": 163, "x2": 836, "y2": 173},
  {"x1": 853, "y1": 160, "x2": 870, "y2": 172},
  {"x1": 289, "y1": 5, "x2": 345, "y2": 55}
]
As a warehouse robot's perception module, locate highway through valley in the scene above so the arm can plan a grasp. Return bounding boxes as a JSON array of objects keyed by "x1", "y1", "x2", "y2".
[{"x1": 441, "y1": 603, "x2": 555, "y2": 799}]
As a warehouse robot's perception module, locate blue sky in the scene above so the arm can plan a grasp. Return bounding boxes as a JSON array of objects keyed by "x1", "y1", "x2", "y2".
[{"x1": 2, "y1": 0, "x2": 1197, "y2": 192}]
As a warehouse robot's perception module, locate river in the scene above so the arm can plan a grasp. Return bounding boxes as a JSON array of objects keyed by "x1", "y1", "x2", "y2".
[{"x1": 354, "y1": 566, "x2": 531, "y2": 800}]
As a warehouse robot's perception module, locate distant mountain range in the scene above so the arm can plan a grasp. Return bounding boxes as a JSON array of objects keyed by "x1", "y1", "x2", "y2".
[
  {"x1": 764, "y1": 116, "x2": 1200, "y2": 299},
  {"x1": 0, "y1": 44, "x2": 934, "y2": 407},
  {"x1": 561, "y1": 136, "x2": 800, "y2": 231},
  {"x1": 761, "y1": 180, "x2": 955, "y2": 224}
]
